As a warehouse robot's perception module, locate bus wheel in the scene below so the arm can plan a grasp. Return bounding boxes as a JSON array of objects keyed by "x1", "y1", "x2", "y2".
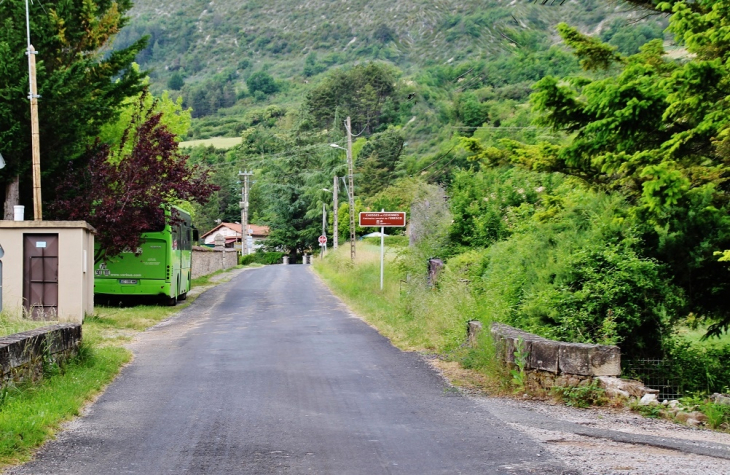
[
  {"x1": 166, "y1": 294, "x2": 177, "y2": 306},
  {"x1": 178, "y1": 292, "x2": 187, "y2": 301}
]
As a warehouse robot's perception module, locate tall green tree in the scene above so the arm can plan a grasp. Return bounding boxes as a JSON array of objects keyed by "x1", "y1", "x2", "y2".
[
  {"x1": 305, "y1": 62, "x2": 401, "y2": 135},
  {"x1": 489, "y1": 1, "x2": 730, "y2": 337},
  {"x1": 0, "y1": 0, "x2": 147, "y2": 217}
]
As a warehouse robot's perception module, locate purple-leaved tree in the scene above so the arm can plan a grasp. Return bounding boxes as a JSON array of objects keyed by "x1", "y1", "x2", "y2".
[{"x1": 50, "y1": 97, "x2": 218, "y2": 262}]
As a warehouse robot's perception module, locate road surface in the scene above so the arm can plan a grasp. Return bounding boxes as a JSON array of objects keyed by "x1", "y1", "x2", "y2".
[{"x1": 9, "y1": 265, "x2": 572, "y2": 474}]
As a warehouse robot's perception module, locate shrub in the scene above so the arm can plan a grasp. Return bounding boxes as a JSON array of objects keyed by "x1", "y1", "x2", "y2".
[
  {"x1": 553, "y1": 381, "x2": 608, "y2": 408},
  {"x1": 362, "y1": 236, "x2": 409, "y2": 247},
  {"x1": 663, "y1": 339, "x2": 730, "y2": 394},
  {"x1": 239, "y1": 251, "x2": 285, "y2": 266}
]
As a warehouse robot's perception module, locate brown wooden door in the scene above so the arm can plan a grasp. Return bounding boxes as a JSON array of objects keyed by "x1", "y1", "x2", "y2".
[{"x1": 23, "y1": 234, "x2": 59, "y2": 320}]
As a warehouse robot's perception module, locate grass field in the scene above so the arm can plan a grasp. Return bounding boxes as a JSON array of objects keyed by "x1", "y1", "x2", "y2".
[
  {"x1": 179, "y1": 136, "x2": 242, "y2": 149},
  {"x1": 677, "y1": 326, "x2": 730, "y2": 348}
]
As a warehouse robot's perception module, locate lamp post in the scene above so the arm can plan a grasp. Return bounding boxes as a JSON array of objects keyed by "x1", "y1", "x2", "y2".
[{"x1": 330, "y1": 129, "x2": 355, "y2": 262}]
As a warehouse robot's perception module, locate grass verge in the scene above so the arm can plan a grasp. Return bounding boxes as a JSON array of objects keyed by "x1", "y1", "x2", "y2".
[
  {"x1": 312, "y1": 245, "x2": 505, "y2": 394},
  {"x1": 0, "y1": 312, "x2": 50, "y2": 336},
  {"x1": 0, "y1": 266, "x2": 242, "y2": 468}
]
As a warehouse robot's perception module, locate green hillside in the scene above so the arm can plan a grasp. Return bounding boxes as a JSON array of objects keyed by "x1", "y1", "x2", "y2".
[{"x1": 118, "y1": 0, "x2": 664, "y2": 127}]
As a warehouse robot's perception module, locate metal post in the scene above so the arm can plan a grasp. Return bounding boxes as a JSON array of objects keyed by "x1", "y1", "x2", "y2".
[
  {"x1": 239, "y1": 170, "x2": 253, "y2": 255},
  {"x1": 380, "y1": 209, "x2": 385, "y2": 291},
  {"x1": 333, "y1": 175, "x2": 338, "y2": 249},
  {"x1": 322, "y1": 202, "x2": 327, "y2": 258},
  {"x1": 346, "y1": 116, "x2": 355, "y2": 262}
]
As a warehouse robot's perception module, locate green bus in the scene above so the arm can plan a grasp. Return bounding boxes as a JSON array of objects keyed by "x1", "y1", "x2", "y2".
[{"x1": 93, "y1": 207, "x2": 197, "y2": 305}]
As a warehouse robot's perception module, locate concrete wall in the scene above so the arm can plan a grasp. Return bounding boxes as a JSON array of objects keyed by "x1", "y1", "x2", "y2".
[
  {"x1": 0, "y1": 221, "x2": 95, "y2": 323},
  {"x1": 0, "y1": 324, "x2": 81, "y2": 387},
  {"x1": 191, "y1": 246, "x2": 238, "y2": 279}
]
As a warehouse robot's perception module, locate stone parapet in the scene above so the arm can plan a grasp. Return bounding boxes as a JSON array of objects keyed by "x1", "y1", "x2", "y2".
[
  {"x1": 489, "y1": 323, "x2": 621, "y2": 377},
  {"x1": 0, "y1": 324, "x2": 82, "y2": 386}
]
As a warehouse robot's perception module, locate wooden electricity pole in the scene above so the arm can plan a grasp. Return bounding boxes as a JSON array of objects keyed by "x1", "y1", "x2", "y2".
[
  {"x1": 239, "y1": 170, "x2": 253, "y2": 256},
  {"x1": 346, "y1": 116, "x2": 355, "y2": 262},
  {"x1": 29, "y1": 44, "x2": 41, "y2": 220},
  {"x1": 25, "y1": 0, "x2": 42, "y2": 221}
]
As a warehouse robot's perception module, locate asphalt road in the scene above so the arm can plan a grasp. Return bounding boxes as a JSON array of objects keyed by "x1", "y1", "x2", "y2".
[{"x1": 9, "y1": 265, "x2": 572, "y2": 475}]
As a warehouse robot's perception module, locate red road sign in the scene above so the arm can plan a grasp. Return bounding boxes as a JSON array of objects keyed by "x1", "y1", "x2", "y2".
[
  {"x1": 359, "y1": 212, "x2": 406, "y2": 227},
  {"x1": 318, "y1": 235, "x2": 327, "y2": 245}
]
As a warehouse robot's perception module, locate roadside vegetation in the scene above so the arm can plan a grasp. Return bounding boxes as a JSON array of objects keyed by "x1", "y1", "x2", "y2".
[{"x1": 314, "y1": 242, "x2": 730, "y2": 431}]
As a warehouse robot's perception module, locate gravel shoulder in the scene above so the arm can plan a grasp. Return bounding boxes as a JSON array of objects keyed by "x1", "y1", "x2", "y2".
[{"x1": 473, "y1": 387, "x2": 730, "y2": 474}]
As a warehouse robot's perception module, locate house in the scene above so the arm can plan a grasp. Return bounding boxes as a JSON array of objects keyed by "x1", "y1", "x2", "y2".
[{"x1": 199, "y1": 222, "x2": 270, "y2": 253}]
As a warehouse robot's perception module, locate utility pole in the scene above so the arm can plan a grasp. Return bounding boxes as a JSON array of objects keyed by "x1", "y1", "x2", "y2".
[
  {"x1": 346, "y1": 116, "x2": 355, "y2": 262},
  {"x1": 25, "y1": 0, "x2": 41, "y2": 220},
  {"x1": 322, "y1": 202, "x2": 327, "y2": 257},
  {"x1": 332, "y1": 175, "x2": 338, "y2": 249},
  {"x1": 239, "y1": 170, "x2": 253, "y2": 256}
]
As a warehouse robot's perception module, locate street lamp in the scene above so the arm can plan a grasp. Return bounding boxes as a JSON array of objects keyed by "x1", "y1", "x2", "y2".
[{"x1": 330, "y1": 136, "x2": 355, "y2": 262}]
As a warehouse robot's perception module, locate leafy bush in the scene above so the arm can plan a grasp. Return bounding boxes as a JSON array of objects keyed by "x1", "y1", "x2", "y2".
[
  {"x1": 240, "y1": 251, "x2": 285, "y2": 265},
  {"x1": 662, "y1": 339, "x2": 730, "y2": 395},
  {"x1": 362, "y1": 236, "x2": 408, "y2": 247},
  {"x1": 447, "y1": 181, "x2": 684, "y2": 358},
  {"x1": 553, "y1": 381, "x2": 607, "y2": 408}
]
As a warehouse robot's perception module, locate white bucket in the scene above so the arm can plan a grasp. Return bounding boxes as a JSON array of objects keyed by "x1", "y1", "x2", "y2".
[{"x1": 13, "y1": 205, "x2": 24, "y2": 221}]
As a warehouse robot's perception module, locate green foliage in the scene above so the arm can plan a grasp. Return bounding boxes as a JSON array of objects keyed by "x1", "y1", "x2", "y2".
[
  {"x1": 167, "y1": 72, "x2": 185, "y2": 91},
  {"x1": 246, "y1": 70, "x2": 279, "y2": 96},
  {"x1": 445, "y1": 168, "x2": 684, "y2": 357},
  {"x1": 702, "y1": 402, "x2": 730, "y2": 430},
  {"x1": 98, "y1": 85, "x2": 192, "y2": 153},
  {"x1": 181, "y1": 75, "x2": 237, "y2": 118},
  {"x1": 356, "y1": 127, "x2": 406, "y2": 197},
  {"x1": 553, "y1": 381, "x2": 608, "y2": 408},
  {"x1": 362, "y1": 236, "x2": 409, "y2": 247},
  {"x1": 510, "y1": 338, "x2": 528, "y2": 392},
  {"x1": 305, "y1": 62, "x2": 403, "y2": 134},
  {"x1": 663, "y1": 339, "x2": 730, "y2": 394},
  {"x1": 240, "y1": 251, "x2": 285, "y2": 265},
  {"x1": 600, "y1": 18, "x2": 666, "y2": 55},
  {"x1": 493, "y1": 4, "x2": 730, "y2": 338},
  {"x1": 0, "y1": 0, "x2": 147, "y2": 210}
]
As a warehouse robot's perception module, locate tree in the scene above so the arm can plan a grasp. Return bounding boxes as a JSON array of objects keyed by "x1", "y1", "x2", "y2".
[
  {"x1": 304, "y1": 62, "x2": 401, "y2": 134},
  {"x1": 49, "y1": 98, "x2": 217, "y2": 262},
  {"x1": 481, "y1": 2, "x2": 730, "y2": 337},
  {"x1": 167, "y1": 72, "x2": 184, "y2": 90},
  {"x1": 98, "y1": 86, "x2": 192, "y2": 153},
  {"x1": 0, "y1": 0, "x2": 147, "y2": 218},
  {"x1": 356, "y1": 127, "x2": 405, "y2": 197},
  {"x1": 246, "y1": 71, "x2": 278, "y2": 96}
]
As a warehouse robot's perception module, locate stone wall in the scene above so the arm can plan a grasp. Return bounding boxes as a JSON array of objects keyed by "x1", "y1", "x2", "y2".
[
  {"x1": 1, "y1": 324, "x2": 82, "y2": 387},
  {"x1": 490, "y1": 323, "x2": 621, "y2": 377},
  {"x1": 191, "y1": 246, "x2": 238, "y2": 279}
]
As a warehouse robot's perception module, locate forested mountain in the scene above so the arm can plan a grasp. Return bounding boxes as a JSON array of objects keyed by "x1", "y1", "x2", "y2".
[{"x1": 118, "y1": 0, "x2": 666, "y2": 125}]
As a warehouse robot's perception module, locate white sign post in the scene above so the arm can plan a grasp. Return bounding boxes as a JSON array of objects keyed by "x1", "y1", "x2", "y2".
[{"x1": 359, "y1": 211, "x2": 406, "y2": 290}]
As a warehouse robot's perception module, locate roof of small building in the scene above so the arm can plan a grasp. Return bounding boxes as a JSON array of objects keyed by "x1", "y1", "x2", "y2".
[{"x1": 200, "y1": 222, "x2": 270, "y2": 240}]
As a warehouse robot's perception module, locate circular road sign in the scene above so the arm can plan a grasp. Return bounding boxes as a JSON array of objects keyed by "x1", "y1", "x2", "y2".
[{"x1": 318, "y1": 235, "x2": 327, "y2": 245}]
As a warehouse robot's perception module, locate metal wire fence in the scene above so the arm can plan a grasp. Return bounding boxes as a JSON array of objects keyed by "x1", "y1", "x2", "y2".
[{"x1": 622, "y1": 359, "x2": 683, "y2": 400}]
